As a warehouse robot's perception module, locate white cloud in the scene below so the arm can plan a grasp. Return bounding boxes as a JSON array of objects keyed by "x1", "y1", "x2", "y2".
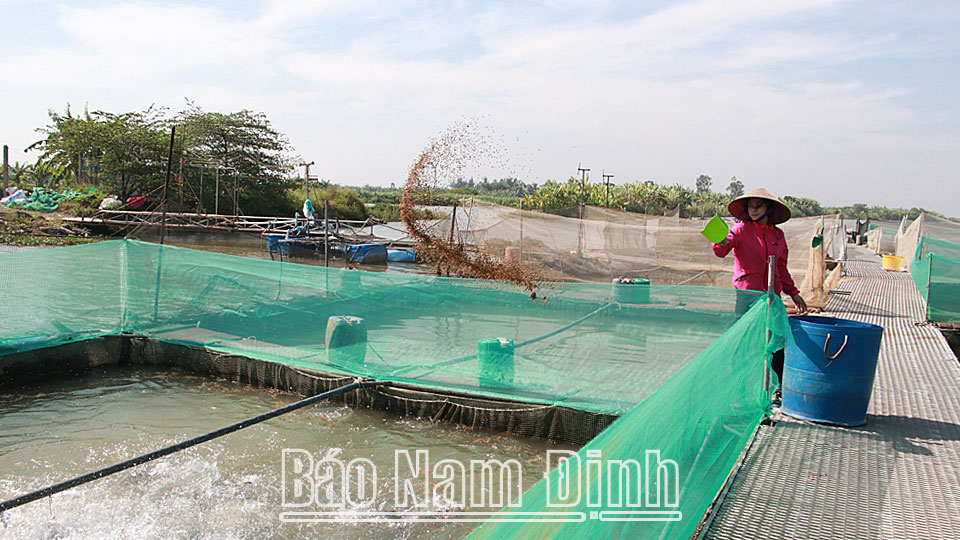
[{"x1": 1, "y1": 0, "x2": 959, "y2": 215}]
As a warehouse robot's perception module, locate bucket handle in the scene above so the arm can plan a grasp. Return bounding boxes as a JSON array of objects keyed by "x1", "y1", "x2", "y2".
[{"x1": 823, "y1": 333, "x2": 849, "y2": 361}]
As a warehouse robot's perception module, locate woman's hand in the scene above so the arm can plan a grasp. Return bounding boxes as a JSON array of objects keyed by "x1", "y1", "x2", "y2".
[
  {"x1": 791, "y1": 294, "x2": 808, "y2": 314},
  {"x1": 717, "y1": 238, "x2": 729, "y2": 246}
]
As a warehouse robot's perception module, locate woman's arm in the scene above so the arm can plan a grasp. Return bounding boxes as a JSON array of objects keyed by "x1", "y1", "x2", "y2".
[{"x1": 712, "y1": 227, "x2": 738, "y2": 258}]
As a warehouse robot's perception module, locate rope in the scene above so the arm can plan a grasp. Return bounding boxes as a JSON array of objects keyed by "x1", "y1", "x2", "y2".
[
  {"x1": 392, "y1": 301, "x2": 617, "y2": 377},
  {"x1": 0, "y1": 379, "x2": 385, "y2": 514},
  {"x1": 515, "y1": 302, "x2": 617, "y2": 348}
]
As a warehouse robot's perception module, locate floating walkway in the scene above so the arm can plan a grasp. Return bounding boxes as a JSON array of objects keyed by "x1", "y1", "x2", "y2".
[
  {"x1": 704, "y1": 245, "x2": 960, "y2": 539},
  {"x1": 63, "y1": 210, "x2": 419, "y2": 247}
]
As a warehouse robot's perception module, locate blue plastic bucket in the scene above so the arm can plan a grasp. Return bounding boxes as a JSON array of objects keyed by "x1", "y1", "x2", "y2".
[{"x1": 781, "y1": 316, "x2": 884, "y2": 426}]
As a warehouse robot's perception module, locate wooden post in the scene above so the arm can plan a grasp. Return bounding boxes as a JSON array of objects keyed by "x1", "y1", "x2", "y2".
[
  {"x1": 519, "y1": 199, "x2": 524, "y2": 263},
  {"x1": 324, "y1": 199, "x2": 329, "y2": 268},
  {"x1": 765, "y1": 255, "x2": 776, "y2": 401},
  {"x1": 160, "y1": 126, "x2": 176, "y2": 245},
  {"x1": 304, "y1": 161, "x2": 314, "y2": 201},
  {"x1": 577, "y1": 165, "x2": 589, "y2": 256},
  {"x1": 177, "y1": 141, "x2": 185, "y2": 210},
  {"x1": 233, "y1": 171, "x2": 239, "y2": 217},
  {"x1": 449, "y1": 202, "x2": 458, "y2": 244}
]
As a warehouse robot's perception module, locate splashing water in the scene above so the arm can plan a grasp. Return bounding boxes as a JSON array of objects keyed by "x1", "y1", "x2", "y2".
[{"x1": 0, "y1": 367, "x2": 573, "y2": 539}]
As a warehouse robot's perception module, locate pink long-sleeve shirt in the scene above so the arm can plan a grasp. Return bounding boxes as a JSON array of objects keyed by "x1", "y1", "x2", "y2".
[{"x1": 712, "y1": 221, "x2": 799, "y2": 296}]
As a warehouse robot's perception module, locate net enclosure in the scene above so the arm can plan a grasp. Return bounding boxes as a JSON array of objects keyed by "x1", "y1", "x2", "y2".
[
  {"x1": 434, "y1": 199, "x2": 845, "y2": 308},
  {"x1": 897, "y1": 213, "x2": 960, "y2": 322},
  {"x1": 865, "y1": 220, "x2": 901, "y2": 255},
  {"x1": 1, "y1": 240, "x2": 792, "y2": 538}
]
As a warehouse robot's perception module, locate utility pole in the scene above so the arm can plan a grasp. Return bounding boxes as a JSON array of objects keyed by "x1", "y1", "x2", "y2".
[
  {"x1": 603, "y1": 172, "x2": 614, "y2": 208},
  {"x1": 577, "y1": 164, "x2": 589, "y2": 256},
  {"x1": 577, "y1": 164, "x2": 590, "y2": 215},
  {"x1": 2, "y1": 145, "x2": 8, "y2": 192},
  {"x1": 304, "y1": 161, "x2": 315, "y2": 201}
]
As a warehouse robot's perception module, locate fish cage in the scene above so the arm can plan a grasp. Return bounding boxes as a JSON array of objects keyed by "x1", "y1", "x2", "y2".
[
  {"x1": 897, "y1": 212, "x2": 960, "y2": 322},
  {"x1": 1, "y1": 240, "x2": 793, "y2": 538},
  {"x1": 435, "y1": 200, "x2": 844, "y2": 288}
]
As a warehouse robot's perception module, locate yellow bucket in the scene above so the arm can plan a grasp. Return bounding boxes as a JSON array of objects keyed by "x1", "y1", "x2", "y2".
[{"x1": 882, "y1": 255, "x2": 904, "y2": 272}]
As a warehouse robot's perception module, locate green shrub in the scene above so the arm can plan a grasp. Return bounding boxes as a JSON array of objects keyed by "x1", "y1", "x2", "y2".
[{"x1": 285, "y1": 184, "x2": 369, "y2": 221}]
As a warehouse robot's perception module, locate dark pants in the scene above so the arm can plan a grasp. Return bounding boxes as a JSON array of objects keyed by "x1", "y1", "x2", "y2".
[
  {"x1": 736, "y1": 289, "x2": 785, "y2": 388},
  {"x1": 772, "y1": 349, "x2": 784, "y2": 387}
]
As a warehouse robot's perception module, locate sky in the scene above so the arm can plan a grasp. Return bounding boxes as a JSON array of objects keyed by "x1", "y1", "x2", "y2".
[{"x1": 2, "y1": 0, "x2": 959, "y2": 217}]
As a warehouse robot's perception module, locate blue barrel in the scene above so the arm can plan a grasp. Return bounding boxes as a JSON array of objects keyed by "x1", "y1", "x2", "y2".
[
  {"x1": 266, "y1": 234, "x2": 286, "y2": 255},
  {"x1": 387, "y1": 248, "x2": 418, "y2": 263},
  {"x1": 781, "y1": 316, "x2": 884, "y2": 426},
  {"x1": 347, "y1": 244, "x2": 388, "y2": 264}
]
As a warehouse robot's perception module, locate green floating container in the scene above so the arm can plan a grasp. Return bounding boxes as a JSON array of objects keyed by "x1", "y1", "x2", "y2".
[
  {"x1": 326, "y1": 315, "x2": 367, "y2": 367},
  {"x1": 478, "y1": 338, "x2": 515, "y2": 388},
  {"x1": 701, "y1": 215, "x2": 729, "y2": 243},
  {"x1": 612, "y1": 278, "x2": 650, "y2": 304}
]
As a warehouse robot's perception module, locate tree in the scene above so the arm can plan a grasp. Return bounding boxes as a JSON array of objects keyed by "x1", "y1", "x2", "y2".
[
  {"x1": 693, "y1": 191, "x2": 729, "y2": 218},
  {"x1": 695, "y1": 174, "x2": 712, "y2": 194},
  {"x1": 663, "y1": 183, "x2": 694, "y2": 217},
  {"x1": 175, "y1": 103, "x2": 294, "y2": 215},
  {"x1": 526, "y1": 178, "x2": 583, "y2": 216},
  {"x1": 726, "y1": 176, "x2": 744, "y2": 198},
  {"x1": 9, "y1": 162, "x2": 32, "y2": 185},
  {"x1": 782, "y1": 195, "x2": 823, "y2": 217},
  {"x1": 28, "y1": 160, "x2": 71, "y2": 186},
  {"x1": 28, "y1": 104, "x2": 99, "y2": 188},
  {"x1": 94, "y1": 107, "x2": 170, "y2": 199},
  {"x1": 28, "y1": 104, "x2": 170, "y2": 198}
]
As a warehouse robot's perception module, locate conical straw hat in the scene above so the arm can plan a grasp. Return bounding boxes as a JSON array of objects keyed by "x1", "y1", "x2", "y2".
[{"x1": 728, "y1": 187, "x2": 791, "y2": 225}]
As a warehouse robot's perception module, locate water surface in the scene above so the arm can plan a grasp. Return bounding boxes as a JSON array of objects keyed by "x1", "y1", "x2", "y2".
[{"x1": 0, "y1": 366, "x2": 574, "y2": 539}]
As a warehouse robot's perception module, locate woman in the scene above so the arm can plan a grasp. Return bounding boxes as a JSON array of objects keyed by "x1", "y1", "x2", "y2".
[{"x1": 712, "y1": 188, "x2": 807, "y2": 393}]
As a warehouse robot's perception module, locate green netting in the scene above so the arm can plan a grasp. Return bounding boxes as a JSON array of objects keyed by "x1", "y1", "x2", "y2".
[
  {"x1": 0, "y1": 241, "x2": 125, "y2": 350},
  {"x1": 4, "y1": 187, "x2": 84, "y2": 212},
  {"x1": 3, "y1": 240, "x2": 772, "y2": 414},
  {"x1": 467, "y1": 296, "x2": 790, "y2": 539},
  {"x1": 1, "y1": 239, "x2": 790, "y2": 536},
  {"x1": 865, "y1": 219, "x2": 900, "y2": 255},
  {"x1": 894, "y1": 213, "x2": 960, "y2": 322},
  {"x1": 919, "y1": 214, "x2": 960, "y2": 245},
  {"x1": 911, "y1": 237, "x2": 960, "y2": 322},
  {"x1": 918, "y1": 236, "x2": 960, "y2": 261}
]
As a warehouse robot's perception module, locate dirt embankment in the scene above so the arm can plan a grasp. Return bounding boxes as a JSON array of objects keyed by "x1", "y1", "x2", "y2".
[{"x1": 0, "y1": 208, "x2": 100, "y2": 246}]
